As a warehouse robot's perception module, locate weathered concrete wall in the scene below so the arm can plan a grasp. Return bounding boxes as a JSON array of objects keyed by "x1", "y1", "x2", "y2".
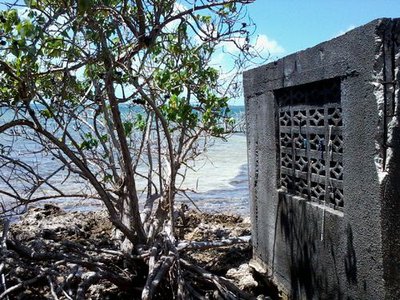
[{"x1": 244, "y1": 18, "x2": 400, "y2": 299}]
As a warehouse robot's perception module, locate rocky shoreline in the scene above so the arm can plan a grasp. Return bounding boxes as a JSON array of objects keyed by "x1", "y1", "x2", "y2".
[{"x1": 0, "y1": 205, "x2": 277, "y2": 299}]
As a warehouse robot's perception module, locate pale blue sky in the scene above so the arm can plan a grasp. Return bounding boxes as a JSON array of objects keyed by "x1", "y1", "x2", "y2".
[
  {"x1": 226, "y1": 0, "x2": 400, "y2": 105},
  {"x1": 2, "y1": 0, "x2": 399, "y2": 105},
  {"x1": 246, "y1": 0, "x2": 400, "y2": 59}
]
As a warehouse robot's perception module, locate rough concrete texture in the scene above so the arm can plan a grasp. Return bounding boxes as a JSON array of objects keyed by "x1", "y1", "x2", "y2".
[{"x1": 244, "y1": 18, "x2": 400, "y2": 300}]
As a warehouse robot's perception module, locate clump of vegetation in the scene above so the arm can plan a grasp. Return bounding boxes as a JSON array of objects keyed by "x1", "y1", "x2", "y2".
[{"x1": 0, "y1": 0, "x2": 260, "y2": 298}]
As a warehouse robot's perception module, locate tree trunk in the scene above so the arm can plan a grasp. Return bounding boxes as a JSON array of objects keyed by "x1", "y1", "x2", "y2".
[{"x1": 119, "y1": 195, "x2": 135, "y2": 253}]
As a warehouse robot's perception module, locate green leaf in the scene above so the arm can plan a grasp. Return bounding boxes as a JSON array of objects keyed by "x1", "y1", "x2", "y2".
[
  {"x1": 134, "y1": 114, "x2": 146, "y2": 131},
  {"x1": 7, "y1": 10, "x2": 19, "y2": 25},
  {"x1": 40, "y1": 109, "x2": 53, "y2": 118},
  {"x1": 200, "y1": 15, "x2": 211, "y2": 24},
  {"x1": 61, "y1": 30, "x2": 69, "y2": 39},
  {"x1": 80, "y1": 133, "x2": 98, "y2": 150},
  {"x1": 100, "y1": 134, "x2": 108, "y2": 143},
  {"x1": 78, "y1": 0, "x2": 92, "y2": 14},
  {"x1": 24, "y1": 0, "x2": 38, "y2": 7},
  {"x1": 104, "y1": 173, "x2": 113, "y2": 182},
  {"x1": 123, "y1": 121, "x2": 133, "y2": 135}
]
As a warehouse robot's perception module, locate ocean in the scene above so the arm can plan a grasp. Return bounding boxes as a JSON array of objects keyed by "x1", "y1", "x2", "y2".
[
  {"x1": 176, "y1": 132, "x2": 249, "y2": 216},
  {"x1": 0, "y1": 106, "x2": 249, "y2": 217}
]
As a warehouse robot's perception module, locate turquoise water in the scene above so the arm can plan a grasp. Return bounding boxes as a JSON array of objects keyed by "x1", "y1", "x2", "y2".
[{"x1": 0, "y1": 106, "x2": 249, "y2": 216}]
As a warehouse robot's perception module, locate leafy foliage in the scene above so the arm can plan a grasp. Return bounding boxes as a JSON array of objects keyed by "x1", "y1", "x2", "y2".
[{"x1": 0, "y1": 0, "x2": 256, "y2": 248}]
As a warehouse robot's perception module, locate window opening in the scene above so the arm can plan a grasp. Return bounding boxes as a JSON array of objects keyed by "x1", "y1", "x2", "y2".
[{"x1": 275, "y1": 78, "x2": 343, "y2": 209}]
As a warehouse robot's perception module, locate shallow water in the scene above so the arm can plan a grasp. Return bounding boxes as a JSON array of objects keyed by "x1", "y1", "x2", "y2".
[
  {"x1": 54, "y1": 134, "x2": 250, "y2": 215},
  {"x1": 0, "y1": 108, "x2": 250, "y2": 217},
  {"x1": 176, "y1": 133, "x2": 249, "y2": 216}
]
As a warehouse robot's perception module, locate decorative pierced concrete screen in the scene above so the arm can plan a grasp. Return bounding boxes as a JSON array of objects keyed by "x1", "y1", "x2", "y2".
[{"x1": 275, "y1": 78, "x2": 343, "y2": 209}]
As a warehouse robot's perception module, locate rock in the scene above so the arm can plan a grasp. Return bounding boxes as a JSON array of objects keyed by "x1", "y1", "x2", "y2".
[
  {"x1": 5, "y1": 208, "x2": 257, "y2": 298},
  {"x1": 226, "y1": 263, "x2": 258, "y2": 290},
  {"x1": 257, "y1": 295, "x2": 273, "y2": 300},
  {"x1": 14, "y1": 266, "x2": 25, "y2": 276},
  {"x1": 42, "y1": 229, "x2": 58, "y2": 240}
]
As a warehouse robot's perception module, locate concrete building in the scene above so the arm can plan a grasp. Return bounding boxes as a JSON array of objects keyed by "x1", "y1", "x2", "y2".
[{"x1": 243, "y1": 18, "x2": 400, "y2": 299}]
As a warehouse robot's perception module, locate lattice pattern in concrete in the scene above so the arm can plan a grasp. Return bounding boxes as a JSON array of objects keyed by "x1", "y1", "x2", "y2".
[{"x1": 276, "y1": 79, "x2": 344, "y2": 209}]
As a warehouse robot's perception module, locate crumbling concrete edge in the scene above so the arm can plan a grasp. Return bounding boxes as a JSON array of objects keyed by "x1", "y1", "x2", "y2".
[{"x1": 373, "y1": 18, "x2": 400, "y2": 300}]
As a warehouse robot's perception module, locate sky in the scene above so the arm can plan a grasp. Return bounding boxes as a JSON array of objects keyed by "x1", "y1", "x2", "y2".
[
  {"x1": 245, "y1": 0, "x2": 400, "y2": 60},
  {"x1": 224, "y1": 0, "x2": 400, "y2": 105},
  {"x1": 1, "y1": 0, "x2": 399, "y2": 105}
]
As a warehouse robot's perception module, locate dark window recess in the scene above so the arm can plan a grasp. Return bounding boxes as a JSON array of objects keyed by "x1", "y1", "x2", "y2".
[{"x1": 276, "y1": 78, "x2": 344, "y2": 209}]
